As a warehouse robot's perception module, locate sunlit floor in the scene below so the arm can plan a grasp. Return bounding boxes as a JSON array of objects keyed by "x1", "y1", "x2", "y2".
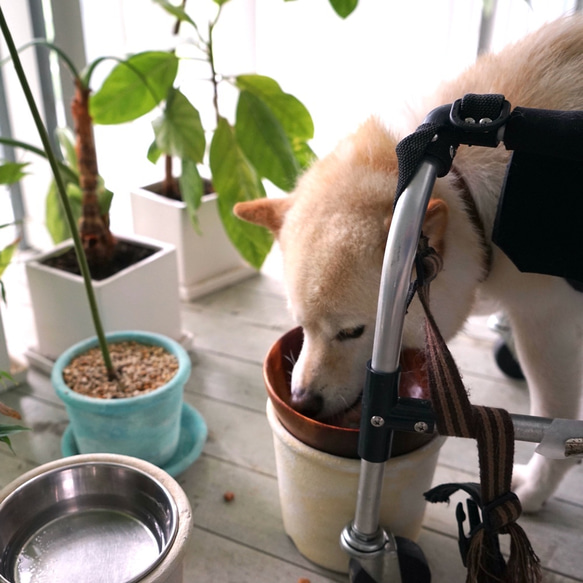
[{"x1": 1, "y1": 253, "x2": 582, "y2": 582}]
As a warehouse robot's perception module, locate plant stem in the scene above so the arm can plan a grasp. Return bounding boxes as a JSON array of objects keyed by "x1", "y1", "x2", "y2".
[
  {"x1": 0, "y1": 6, "x2": 117, "y2": 379},
  {"x1": 72, "y1": 79, "x2": 116, "y2": 266},
  {"x1": 207, "y1": 10, "x2": 222, "y2": 126}
]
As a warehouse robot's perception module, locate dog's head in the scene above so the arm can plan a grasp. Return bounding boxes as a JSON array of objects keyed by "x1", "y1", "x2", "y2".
[{"x1": 235, "y1": 118, "x2": 468, "y2": 421}]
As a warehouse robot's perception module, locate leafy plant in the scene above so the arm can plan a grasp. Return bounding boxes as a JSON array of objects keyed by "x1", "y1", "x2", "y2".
[
  {"x1": 0, "y1": 6, "x2": 118, "y2": 379},
  {"x1": 87, "y1": 0, "x2": 325, "y2": 269},
  {"x1": 0, "y1": 373, "x2": 29, "y2": 453}
]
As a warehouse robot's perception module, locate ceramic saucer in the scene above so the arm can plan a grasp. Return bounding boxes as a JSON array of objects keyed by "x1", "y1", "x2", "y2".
[{"x1": 61, "y1": 402, "x2": 207, "y2": 477}]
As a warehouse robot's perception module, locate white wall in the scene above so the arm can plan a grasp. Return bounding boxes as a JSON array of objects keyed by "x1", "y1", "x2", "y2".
[
  {"x1": 4, "y1": 0, "x2": 581, "y2": 244},
  {"x1": 255, "y1": 0, "x2": 579, "y2": 157}
]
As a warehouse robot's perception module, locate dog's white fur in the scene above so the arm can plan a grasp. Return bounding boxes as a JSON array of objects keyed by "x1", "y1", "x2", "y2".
[{"x1": 235, "y1": 17, "x2": 583, "y2": 512}]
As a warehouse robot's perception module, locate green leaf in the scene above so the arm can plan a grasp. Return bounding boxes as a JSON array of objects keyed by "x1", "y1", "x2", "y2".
[
  {"x1": 152, "y1": 0, "x2": 197, "y2": 27},
  {"x1": 0, "y1": 424, "x2": 29, "y2": 435},
  {"x1": 213, "y1": 0, "x2": 232, "y2": 6},
  {"x1": 56, "y1": 127, "x2": 78, "y2": 173},
  {"x1": 329, "y1": 0, "x2": 358, "y2": 18},
  {"x1": 210, "y1": 118, "x2": 273, "y2": 269},
  {"x1": 91, "y1": 51, "x2": 179, "y2": 125},
  {"x1": 152, "y1": 88, "x2": 205, "y2": 163},
  {"x1": 292, "y1": 137, "x2": 317, "y2": 171},
  {"x1": 235, "y1": 74, "x2": 314, "y2": 141},
  {"x1": 97, "y1": 177, "x2": 114, "y2": 216},
  {"x1": 235, "y1": 90, "x2": 299, "y2": 192},
  {"x1": 0, "y1": 161, "x2": 28, "y2": 185},
  {"x1": 0, "y1": 370, "x2": 14, "y2": 384},
  {"x1": 147, "y1": 140, "x2": 162, "y2": 164},
  {"x1": 0, "y1": 239, "x2": 18, "y2": 280},
  {"x1": 179, "y1": 158, "x2": 203, "y2": 233},
  {"x1": 0, "y1": 436, "x2": 13, "y2": 453},
  {"x1": 45, "y1": 180, "x2": 83, "y2": 244},
  {"x1": 0, "y1": 424, "x2": 29, "y2": 454}
]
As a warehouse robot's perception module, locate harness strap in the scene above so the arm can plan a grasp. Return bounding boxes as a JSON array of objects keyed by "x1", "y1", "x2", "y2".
[
  {"x1": 450, "y1": 166, "x2": 493, "y2": 281},
  {"x1": 413, "y1": 243, "x2": 541, "y2": 583}
]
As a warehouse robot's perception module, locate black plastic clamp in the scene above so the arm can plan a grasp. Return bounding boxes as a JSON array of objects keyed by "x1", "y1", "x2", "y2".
[{"x1": 358, "y1": 362, "x2": 436, "y2": 463}]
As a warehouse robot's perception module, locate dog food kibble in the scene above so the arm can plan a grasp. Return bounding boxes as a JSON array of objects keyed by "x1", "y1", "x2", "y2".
[
  {"x1": 223, "y1": 491, "x2": 235, "y2": 502},
  {"x1": 298, "y1": 578, "x2": 311, "y2": 583}
]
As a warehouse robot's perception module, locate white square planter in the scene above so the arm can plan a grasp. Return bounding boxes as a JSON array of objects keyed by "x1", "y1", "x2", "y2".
[
  {"x1": 25, "y1": 234, "x2": 188, "y2": 370},
  {"x1": 131, "y1": 186, "x2": 256, "y2": 301}
]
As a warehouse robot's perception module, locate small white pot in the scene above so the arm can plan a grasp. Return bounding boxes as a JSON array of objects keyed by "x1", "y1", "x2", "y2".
[
  {"x1": 131, "y1": 186, "x2": 256, "y2": 301},
  {"x1": 25, "y1": 234, "x2": 186, "y2": 368},
  {"x1": 0, "y1": 453, "x2": 192, "y2": 583},
  {"x1": 267, "y1": 400, "x2": 446, "y2": 573}
]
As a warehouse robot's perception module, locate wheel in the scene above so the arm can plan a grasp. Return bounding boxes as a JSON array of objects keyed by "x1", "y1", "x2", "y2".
[
  {"x1": 348, "y1": 536, "x2": 431, "y2": 582},
  {"x1": 494, "y1": 338, "x2": 525, "y2": 380}
]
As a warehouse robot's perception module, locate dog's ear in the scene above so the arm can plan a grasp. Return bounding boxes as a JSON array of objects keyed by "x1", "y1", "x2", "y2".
[
  {"x1": 234, "y1": 197, "x2": 292, "y2": 236},
  {"x1": 422, "y1": 198, "x2": 448, "y2": 255}
]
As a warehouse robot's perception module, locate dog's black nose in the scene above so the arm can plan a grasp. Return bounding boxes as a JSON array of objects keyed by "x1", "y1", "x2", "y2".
[{"x1": 290, "y1": 389, "x2": 323, "y2": 417}]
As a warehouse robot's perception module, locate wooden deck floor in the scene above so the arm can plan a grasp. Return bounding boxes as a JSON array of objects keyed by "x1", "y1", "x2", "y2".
[{"x1": 1, "y1": 258, "x2": 582, "y2": 582}]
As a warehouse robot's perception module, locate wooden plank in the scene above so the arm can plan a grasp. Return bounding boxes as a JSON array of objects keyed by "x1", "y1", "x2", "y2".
[
  {"x1": 178, "y1": 454, "x2": 344, "y2": 582},
  {"x1": 190, "y1": 277, "x2": 292, "y2": 330},
  {"x1": 182, "y1": 306, "x2": 288, "y2": 364},
  {"x1": 186, "y1": 392, "x2": 277, "y2": 476},
  {"x1": 187, "y1": 350, "x2": 268, "y2": 413},
  {"x1": 184, "y1": 526, "x2": 344, "y2": 582}
]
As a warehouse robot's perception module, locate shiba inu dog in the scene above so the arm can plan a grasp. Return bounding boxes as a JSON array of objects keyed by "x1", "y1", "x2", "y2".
[{"x1": 235, "y1": 16, "x2": 583, "y2": 513}]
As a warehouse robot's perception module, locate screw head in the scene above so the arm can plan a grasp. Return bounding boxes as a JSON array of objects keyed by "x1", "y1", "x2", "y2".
[
  {"x1": 414, "y1": 421, "x2": 429, "y2": 433},
  {"x1": 370, "y1": 416, "x2": 385, "y2": 427}
]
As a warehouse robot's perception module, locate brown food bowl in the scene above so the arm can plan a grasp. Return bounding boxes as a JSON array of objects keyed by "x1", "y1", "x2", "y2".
[{"x1": 264, "y1": 327, "x2": 434, "y2": 459}]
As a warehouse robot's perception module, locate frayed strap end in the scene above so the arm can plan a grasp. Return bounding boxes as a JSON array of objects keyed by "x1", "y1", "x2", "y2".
[{"x1": 503, "y1": 523, "x2": 542, "y2": 583}]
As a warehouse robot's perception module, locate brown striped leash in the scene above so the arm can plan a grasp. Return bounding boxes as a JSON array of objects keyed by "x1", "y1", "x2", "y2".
[{"x1": 411, "y1": 235, "x2": 541, "y2": 583}]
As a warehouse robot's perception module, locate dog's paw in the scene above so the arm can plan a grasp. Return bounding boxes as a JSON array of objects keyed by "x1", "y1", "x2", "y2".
[{"x1": 511, "y1": 463, "x2": 547, "y2": 514}]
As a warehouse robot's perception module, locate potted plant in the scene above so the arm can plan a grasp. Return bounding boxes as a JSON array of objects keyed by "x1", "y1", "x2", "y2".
[
  {"x1": 0, "y1": 6, "x2": 207, "y2": 473},
  {"x1": 0, "y1": 41, "x2": 189, "y2": 368},
  {"x1": 124, "y1": 0, "x2": 318, "y2": 299},
  {"x1": 263, "y1": 327, "x2": 446, "y2": 573}
]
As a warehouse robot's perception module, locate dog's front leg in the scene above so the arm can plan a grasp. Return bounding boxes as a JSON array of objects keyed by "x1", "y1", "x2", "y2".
[{"x1": 506, "y1": 294, "x2": 583, "y2": 513}]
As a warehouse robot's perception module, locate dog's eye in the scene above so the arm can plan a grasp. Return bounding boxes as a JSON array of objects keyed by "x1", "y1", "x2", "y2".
[{"x1": 336, "y1": 325, "x2": 365, "y2": 342}]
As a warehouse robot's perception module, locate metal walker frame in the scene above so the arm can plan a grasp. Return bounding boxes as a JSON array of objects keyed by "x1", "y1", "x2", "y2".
[{"x1": 339, "y1": 94, "x2": 583, "y2": 582}]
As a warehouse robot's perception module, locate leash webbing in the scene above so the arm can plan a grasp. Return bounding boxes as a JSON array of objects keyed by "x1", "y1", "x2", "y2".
[{"x1": 413, "y1": 242, "x2": 541, "y2": 583}]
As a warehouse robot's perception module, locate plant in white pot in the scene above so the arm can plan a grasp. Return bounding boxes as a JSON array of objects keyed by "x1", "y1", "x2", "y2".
[
  {"x1": 0, "y1": 40, "x2": 189, "y2": 368},
  {"x1": 0, "y1": 6, "x2": 206, "y2": 475},
  {"x1": 120, "y1": 0, "x2": 318, "y2": 299}
]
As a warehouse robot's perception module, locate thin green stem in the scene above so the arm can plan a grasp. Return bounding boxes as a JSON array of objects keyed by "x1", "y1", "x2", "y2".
[
  {"x1": 0, "y1": 136, "x2": 78, "y2": 182},
  {"x1": 0, "y1": 38, "x2": 81, "y2": 84},
  {"x1": 207, "y1": 5, "x2": 223, "y2": 126},
  {"x1": 0, "y1": 6, "x2": 115, "y2": 376}
]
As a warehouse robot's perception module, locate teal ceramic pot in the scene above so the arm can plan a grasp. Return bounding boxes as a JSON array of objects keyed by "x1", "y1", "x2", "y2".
[{"x1": 52, "y1": 331, "x2": 191, "y2": 467}]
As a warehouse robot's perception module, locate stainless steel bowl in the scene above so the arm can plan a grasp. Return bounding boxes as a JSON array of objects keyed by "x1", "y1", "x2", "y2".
[{"x1": 0, "y1": 460, "x2": 178, "y2": 583}]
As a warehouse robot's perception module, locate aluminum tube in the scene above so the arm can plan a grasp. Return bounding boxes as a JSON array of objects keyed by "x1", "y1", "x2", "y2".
[
  {"x1": 353, "y1": 160, "x2": 439, "y2": 538},
  {"x1": 371, "y1": 160, "x2": 440, "y2": 372},
  {"x1": 352, "y1": 461, "x2": 387, "y2": 537},
  {"x1": 511, "y1": 414, "x2": 553, "y2": 443}
]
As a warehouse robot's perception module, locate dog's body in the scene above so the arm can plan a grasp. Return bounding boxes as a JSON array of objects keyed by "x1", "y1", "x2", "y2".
[{"x1": 235, "y1": 17, "x2": 583, "y2": 512}]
